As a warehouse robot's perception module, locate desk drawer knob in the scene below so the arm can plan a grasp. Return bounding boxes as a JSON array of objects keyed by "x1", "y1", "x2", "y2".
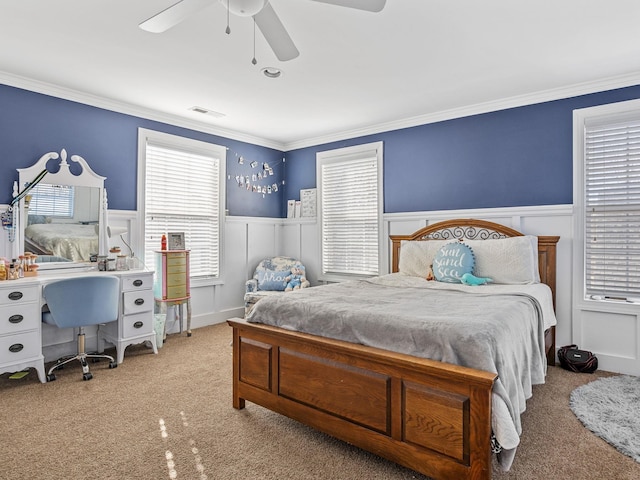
[
  {"x1": 133, "y1": 321, "x2": 144, "y2": 329},
  {"x1": 133, "y1": 279, "x2": 143, "y2": 287},
  {"x1": 9, "y1": 343, "x2": 24, "y2": 353},
  {"x1": 134, "y1": 298, "x2": 145, "y2": 306},
  {"x1": 8, "y1": 291, "x2": 23, "y2": 301},
  {"x1": 8, "y1": 314, "x2": 24, "y2": 324}
]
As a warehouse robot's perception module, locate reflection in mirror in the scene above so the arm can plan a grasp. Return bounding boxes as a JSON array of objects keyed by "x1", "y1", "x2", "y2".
[{"x1": 24, "y1": 185, "x2": 100, "y2": 262}]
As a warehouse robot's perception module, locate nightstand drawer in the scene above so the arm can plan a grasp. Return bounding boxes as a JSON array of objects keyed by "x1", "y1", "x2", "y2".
[
  {"x1": 0, "y1": 330, "x2": 40, "y2": 362},
  {"x1": 0, "y1": 304, "x2": 39, "y2": 335},
  {"x1": 122, "y1": 312, "x2": 154, "y2": 338},
  {"x1": 123, "y1": 289, "x2": 154, "y2": 315}
]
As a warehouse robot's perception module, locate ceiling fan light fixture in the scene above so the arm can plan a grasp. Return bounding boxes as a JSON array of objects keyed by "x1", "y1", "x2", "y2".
[
  {"x1": 222, "y1": 0, "x2": 267, "y2": 17},
  {"x1": 261, "y1": 67, "x2": 282, "y2": 78}
]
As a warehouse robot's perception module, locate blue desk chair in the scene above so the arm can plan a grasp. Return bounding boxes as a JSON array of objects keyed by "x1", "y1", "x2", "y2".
[{"x1": 42, "y1": 276, "x2": 120, "y2": 381}]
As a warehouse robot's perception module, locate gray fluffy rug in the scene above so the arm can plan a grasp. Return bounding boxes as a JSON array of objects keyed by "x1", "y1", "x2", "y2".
[{"x1": 570, "y1": 375, "x2": 640, "y2": 463}]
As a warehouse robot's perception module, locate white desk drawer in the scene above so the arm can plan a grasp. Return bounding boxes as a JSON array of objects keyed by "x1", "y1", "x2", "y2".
[
  {"x1": 123, "y1": 289, "x2": 153, "y2": 315},
  {"x1": 122, "y1": 312, "x2": 154, "y2": 338},
  {"x1": 0, "y1": 330, "x2": 40, "y2": 363},
  {"x1": 122, "y1": 274, "x2": 153, "y2": 292},
  {"x1": 0, "y1": 286, "x2": 39, "y2": 306},
  {"x1": 0, "y1": 304, "x2": 39, "y2": 335}
]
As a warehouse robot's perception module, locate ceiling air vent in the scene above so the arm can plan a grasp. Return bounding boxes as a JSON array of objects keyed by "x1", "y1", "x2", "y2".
[{"x1": 189, "y1": 106, "x2": 226, "y2": 118}]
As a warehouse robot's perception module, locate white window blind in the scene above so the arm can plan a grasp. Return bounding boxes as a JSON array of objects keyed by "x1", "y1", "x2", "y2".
[
  {"x1": 28, "y1": 184, "x2": 74, "y2": 217},
  {"x1": 318, "y1": 142, "x2": 383, "y2": 278},
  {"x1": 584, "y1": 118, "x2": 640, "y2": 299},
  {"x1": 144, "y1": 141, "x2": 222, "y2": 278}
]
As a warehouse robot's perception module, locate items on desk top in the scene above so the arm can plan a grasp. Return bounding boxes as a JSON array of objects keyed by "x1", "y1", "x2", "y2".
[
  {"x1": 0, "y1": 252, "x2": 39, "y2": 280},
  {"x1": 98, "y1": 253, "x2": 129, "y2": 272}
]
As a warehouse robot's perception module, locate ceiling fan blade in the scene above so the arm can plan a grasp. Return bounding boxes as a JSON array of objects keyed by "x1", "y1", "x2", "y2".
[
  {"x1": 139, "y1": 0, "x2": 216, "y2": 33},
  {"x1": 253, "y1": 3, "x2": 299, "y2": 62},
  {"x1": 311, "y1": 0, "x2": 386, "y2": 13}
]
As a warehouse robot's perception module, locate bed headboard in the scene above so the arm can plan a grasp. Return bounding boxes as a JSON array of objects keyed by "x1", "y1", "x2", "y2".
[{"x1": 389, "y1": 218, "x2": 560, "y2": 308}]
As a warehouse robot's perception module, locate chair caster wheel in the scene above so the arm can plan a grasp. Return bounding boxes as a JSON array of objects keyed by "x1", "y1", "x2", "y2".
[
  {"x1": 46, "y1": 374, "x2": 57, "y2": 382},
  {"x1": 83, "y1": 372, "x2": 93, "y2": 381},
  {"x1": 109, "y1": 362, "x2": 117, "y2": 369}
]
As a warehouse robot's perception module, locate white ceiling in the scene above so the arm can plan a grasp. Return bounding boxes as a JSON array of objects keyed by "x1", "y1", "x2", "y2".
[{"x1": 2, "y1": 1, "x2": 640, "y2": 150}]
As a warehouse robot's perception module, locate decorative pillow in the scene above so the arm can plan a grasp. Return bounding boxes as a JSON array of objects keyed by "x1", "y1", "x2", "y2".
[
  {"x1": 432, "y1": 242, "x2": 475, "y2": 283},
  {"x1": 398, "y1": 239, "x2": 449, "y2": 278},
  {"x1": 465, "y1": 236, "x2": 539, "y2": 284},
  {"x1": 257, "y1": 270, "x2": 290, "y2": 291}
]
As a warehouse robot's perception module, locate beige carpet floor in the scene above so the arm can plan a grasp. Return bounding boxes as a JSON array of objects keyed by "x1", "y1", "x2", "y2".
[{"x1": 1, "y1": 322, "x2": 638, "y2": 480}]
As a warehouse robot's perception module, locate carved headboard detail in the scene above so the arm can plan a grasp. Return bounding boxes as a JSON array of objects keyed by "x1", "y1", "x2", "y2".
[{"x1": 390, "y1": 218, "x2": 560, "y2": 308}]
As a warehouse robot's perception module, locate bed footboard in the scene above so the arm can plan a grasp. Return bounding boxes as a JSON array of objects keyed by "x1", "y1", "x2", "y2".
[{"x1": 228, "y1": 318, "x2": 497, "y2": 480}]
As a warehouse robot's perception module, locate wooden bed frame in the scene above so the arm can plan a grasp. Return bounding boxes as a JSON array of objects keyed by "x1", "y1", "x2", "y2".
[{"x1": 228, "y1": 219, "x2": 559, "y2": 480}]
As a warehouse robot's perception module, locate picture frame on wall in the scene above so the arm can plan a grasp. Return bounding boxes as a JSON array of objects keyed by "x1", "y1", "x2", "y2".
[{"x1": 167, "y1": 232, "x2": 185, "y2": 250}]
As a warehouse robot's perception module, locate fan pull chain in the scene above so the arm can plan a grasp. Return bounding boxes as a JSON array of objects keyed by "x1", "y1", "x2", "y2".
[
  {"x1": 251, "y1": 20, "x2": 257, "y2": 65},
  {"x1": 225, "y1": 0, "x2": 231, "y2": 34}
]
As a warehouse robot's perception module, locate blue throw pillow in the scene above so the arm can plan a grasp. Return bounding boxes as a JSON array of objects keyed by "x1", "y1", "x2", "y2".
[
  {"x1": 433, "y1": 242, "x2": 475, "y2": 283},
  {"x1": 257, "y1": 270, "x2": 290, "y2": 291}
]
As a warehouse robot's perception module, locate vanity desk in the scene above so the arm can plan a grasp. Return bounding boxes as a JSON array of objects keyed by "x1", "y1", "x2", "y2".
[
  {"x1": 0, "y1": 267, "x2": 157, "y2": 384},
  {"x1": 2, "y1": 148, "x2": 158, "y2": 384}
]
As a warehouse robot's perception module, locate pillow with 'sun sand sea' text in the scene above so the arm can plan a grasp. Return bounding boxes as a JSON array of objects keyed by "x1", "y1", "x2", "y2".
[{"x1": 433, "y1": 242, "x2": 475, "y2": 283}]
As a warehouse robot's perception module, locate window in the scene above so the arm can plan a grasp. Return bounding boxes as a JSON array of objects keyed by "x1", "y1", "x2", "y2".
[
  {"x1": 137, "y1": 129, "x2": 226, "y2": 281},
  {"x1": 575, "y1": 100, "x2": 640, "y2": 301},
  {"x1": 316, "y1": 141, "x2": 383, "y2": 281},
  {"x1": 28, "y1": 184, "x2": 74, "y2": 218}
]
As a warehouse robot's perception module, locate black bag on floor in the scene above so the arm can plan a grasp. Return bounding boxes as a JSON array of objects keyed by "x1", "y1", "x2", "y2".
[{"x1": 557, "y1": 344, "x2": 598, "y2": 373}]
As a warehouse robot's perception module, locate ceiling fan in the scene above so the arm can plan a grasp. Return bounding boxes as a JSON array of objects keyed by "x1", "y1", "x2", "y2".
[{"x1": 139, "y1": 0, "x2": 386, "y2": 62}]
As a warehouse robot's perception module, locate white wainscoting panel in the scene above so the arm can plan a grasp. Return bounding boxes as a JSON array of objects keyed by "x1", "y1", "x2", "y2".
[
  {"x1": 581, "y1": 310, "x2": 637, "y2": 360},
  {"x1": 135, "y1": 205, "x2": 640, "y2": 375},
  {"x1": 279, "y1": 222, "x2": 302, "y2": 261},
  {"x1": 576, "y1": 305, "x2": 640, "y2": 375},
  {"x1": 300, "y1": 221, "x2": 321, "y2": 287},
  {"x1": 9, "y1": 204, "x2": 640, "y2": 374}
]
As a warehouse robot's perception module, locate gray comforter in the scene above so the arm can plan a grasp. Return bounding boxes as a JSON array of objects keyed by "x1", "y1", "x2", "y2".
[{"x1": 247, "y1": 273, "x2": 556, "y2": 470}]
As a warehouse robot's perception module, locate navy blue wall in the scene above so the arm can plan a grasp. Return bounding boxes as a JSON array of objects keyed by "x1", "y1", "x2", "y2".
[
  {"x1": 284, "y1": 84, "x2": 640, "y2": 215},
  {"x1": 4, "y1": 82, "x2": 640, "y2": 219},
  {"x1": 0, "y1": 84, "x2": 284, "y2": 217}
]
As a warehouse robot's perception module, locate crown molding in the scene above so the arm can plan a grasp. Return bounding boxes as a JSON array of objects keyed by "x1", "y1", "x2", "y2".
[
  {"x1": 0, "y1": 71, "x2": 286, "y2": 151},
  {"x1": 4, "y1": 69, "x2": 640, "y2": 154},
  {"x1": 282, "y1": 72, "x2": 640, "y2": 151}
]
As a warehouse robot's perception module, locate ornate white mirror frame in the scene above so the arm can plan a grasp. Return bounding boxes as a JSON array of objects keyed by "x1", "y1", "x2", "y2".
[{"x1": 14, "y1": 148, "x2": 108, "y2": 260}]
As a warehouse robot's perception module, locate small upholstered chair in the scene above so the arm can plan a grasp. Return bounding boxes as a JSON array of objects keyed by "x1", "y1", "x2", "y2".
[
  {"x1": 42, "y1": 276, "x2": 120, "y2": 381},
  {"x1": 244, "y1": 256, "x2": 310, "y2": 316}
]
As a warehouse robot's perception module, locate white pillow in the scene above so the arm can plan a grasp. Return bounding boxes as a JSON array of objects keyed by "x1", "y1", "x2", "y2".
[
  {"x1": 398, "y1": 240, "x2": 449, "y2": 278},
  {"x1": 465, "y1": 235, "x2": 539, "y2": 284}
]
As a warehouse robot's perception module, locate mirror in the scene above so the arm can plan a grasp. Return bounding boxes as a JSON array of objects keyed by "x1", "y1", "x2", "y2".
[{"x1": 15, "y1": 149, "x2": 108, "y2": 262}]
